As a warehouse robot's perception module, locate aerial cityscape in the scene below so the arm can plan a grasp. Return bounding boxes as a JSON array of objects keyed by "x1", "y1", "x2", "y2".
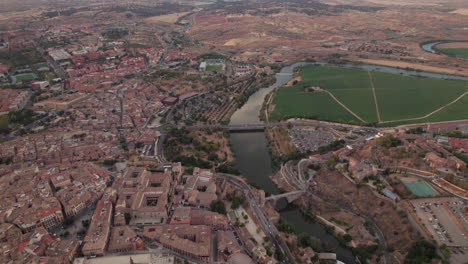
[{"x1": 0, "y1": 0, "x2": 466, "y2": 263}]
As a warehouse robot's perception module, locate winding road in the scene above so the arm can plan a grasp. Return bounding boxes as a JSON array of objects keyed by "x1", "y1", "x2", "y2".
[{"x1": 216, "y1": 173, "x2": 296, "y2": 264}]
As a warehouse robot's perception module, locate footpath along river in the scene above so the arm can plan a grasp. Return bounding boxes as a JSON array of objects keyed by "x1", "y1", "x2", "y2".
[{"x1": 228, "y1": 61, "x2": 468, "y2": 263}]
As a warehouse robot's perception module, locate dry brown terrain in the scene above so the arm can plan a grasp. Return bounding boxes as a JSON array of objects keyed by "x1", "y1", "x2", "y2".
[
  {"x1": 437, "y1": 42, "x2": 468, "y2": 49},
  {"x1": 265, "y1": 127, "x2": 296, "y2": 156},
  {"x1": 450, "y1": 8, "x2": 468, "y2": 16},
  {"x1": 145, "y1": 71, "x2": 227, "y2": 96},
  {"x1": 389, "y1": 174, "x2": 417, "y2": 200},
  {"x1": 323, "y1": 0, "x2": 468, "y2": 7},
  {"x1": 188, "y1": 3, "x2": 468, "y2": 50},
  {"x1": 185, "y1": 0, "x2": 468, "y2": 70},
  {"x1": 314, "y1": 169, "x2": 419, "y2": 261},
  {"x1": 145, "y1": 11, "x2": 193, "y2": 24},
  {"x1": 354, "y1": 58, "x2": 468, "y2": 76}
]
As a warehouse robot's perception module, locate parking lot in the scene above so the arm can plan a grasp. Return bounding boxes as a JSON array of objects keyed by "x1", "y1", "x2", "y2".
[
  {"x1": 288, "y1": 128, "x2": 335, "y2": 153},
  {"x1": 411, "y1": 197, "x2": 467, "y2": 247},
  {"x1": 446, "y1": 198, "x2": 468, "y2": 232}
]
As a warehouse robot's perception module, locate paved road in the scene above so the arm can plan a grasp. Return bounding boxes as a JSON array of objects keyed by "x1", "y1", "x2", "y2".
[
  {"x1": 265, "y1": 190, "x2": 304, "y2": 202},
  {"x1": 216, "y1": 173, "x2": 295, "y2": 264},
  {"x1": 297, "y1": 159, "x2": 311, "y2": 185},
  {"x1": 280, "y1": 159, "x2": 400, "y2": 264},
  {"x1": 161, "y1": 120, "x2": 372, "y2": 131},
  {"x1": 379, "y1": 167, "x2": 436, "y2": 179}
]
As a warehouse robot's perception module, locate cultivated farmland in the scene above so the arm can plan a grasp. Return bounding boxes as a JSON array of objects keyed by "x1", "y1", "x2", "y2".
[
  {"x1": 372, "y1": 71, "x2": 467, "y2": 122},
  {"x1": 440, "y1": 48, "x2": 468, "y2": 59},
  {"x1": 270, "y1": 66, "x2": 468, "y2": 125},
  {"x1": 269, "y1": 85, "x2": 360, "y2": 123}
]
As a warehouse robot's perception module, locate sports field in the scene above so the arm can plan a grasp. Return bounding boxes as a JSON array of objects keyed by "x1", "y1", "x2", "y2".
[
  {"x1": 403, "y1": 181, "x2": 439, "y2": 197},
  {"x1": 11, "y1": 73, "x2": 38, "y2": 83},
  {"x1": 270, "y1": 66, "x2": 468, "y2": 125},
  {"x1": 440, "y1": 48, "x2": 468, "y2": 59},
  {"x1": 206, "y1": 64, "x2": 224, "y2": 72}
]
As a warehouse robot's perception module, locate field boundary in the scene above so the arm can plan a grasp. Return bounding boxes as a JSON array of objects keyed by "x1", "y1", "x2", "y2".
[
  {"x1": 271, "y1": 65, "x2": 468, "y2": 125},
  {"x1": 368, "y1": 71, "x2": 382, "y2": 122},
  {"x1": 395, "y1": 119, "x2": 468, "y2": 128},
  {"x1": 379, "y1": 91, "x2": 468, "y2": 124},
  {"x1": 323, "y1": 90, "x2": 366, "y2": 123}
]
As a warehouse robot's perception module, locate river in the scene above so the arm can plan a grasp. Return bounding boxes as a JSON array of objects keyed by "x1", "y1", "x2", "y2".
[
  {"x1": 228, "y1": 61, "x2": 468, "y2": 263},
  {"x1": 421, "y1": 41, "x2": 442, "y2": 54},
  {"x1": 421, "y1": 40, "x2": 468, "y2": 62},
  {"x1": 229, "y1": 62, "x2": 357, "y2": 263}
]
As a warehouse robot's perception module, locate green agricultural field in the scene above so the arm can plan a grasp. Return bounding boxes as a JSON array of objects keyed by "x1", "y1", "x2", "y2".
[
  {"x1": 270, "y1": 84, "x2": 360, "y2": 123},
  {"x1": 270, "y1": 65, "x2": 468, "y2": 125},
  {"x1": 206, "y1": 64, "x2": 224, "y2": 72},
  {"x1": 372, "y1": 71, "x2": 467, "y2": 121},
  {"x1": 440, "y1": 48, "x2": 468, "y2": 59},
  {"x1": 300, "y1": 66, "x2": 378, "y2": 121},
  {"x1": 383, "y1": 96, "x2": 468, "y2": 126},
  {"x1": 272, "y1": 66, "x2": 377, "y2": 123}
]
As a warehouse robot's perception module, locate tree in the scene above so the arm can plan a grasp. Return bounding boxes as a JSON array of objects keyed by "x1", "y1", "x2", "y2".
[
  {"x1": 103, "y1": 159, "x2": 117, "y2": 166},
  {"x1": 440, "y1": 244, "x2": 451, "y2": 260},
  {"x1": 275, "y1": 249, "x2": 284, "y2": 261},
  {"x1": 77, "y1": 228, "x2": 87, "y2": 237},
  {"x1": 124, "y1": 213, "x2": 132, "y2": 225},
  {"x1": 82, "y1": 219, "x2": 90, "y2": 228},
  {"x1": 382, "y1": 168, "x2": 391, "y2": 176},
  {"x1": 210, "y1": 200, "x2": 227, "y2": 215},
  {"x1": 326, "y1": 154, "x2": 339, "y2": 170},
  {"x1": 406, "y1": 127, "x2": 425, "y2": 134},
  {"x1": 216, "y1": 163, "x2": 240, "y2": 175},
  {"x1": 0, "y1": 116, "x2": 10, "y2": 134},
  {"x1": 185, "y1": 167, "x2": 194, "y2": 175},
  {"x1": 265, "y1": 244, "x2": 273, "y2": 256},
  {"x1": 208, "y1": 153, "x2": 219, "y2": 161},
  {"x1": 343, "y1": 234, "x2": 352, "y2": 243},
  {"x1": 63, "y1": 218, "x2": 74, "y2": 226},
  {"x1": 298, "y1": 234, "x2": 322, "y2": 252},
  {"x1": 277, "y1": 219, "x2": 296, "y2": 234},
  {"x1": 404, "y1": 240, "x2": 439, "y2": 264},
  {"x1": 231, "y1": 195, "x2": 246, "y2": 209},
  {"x1": 380, "y1": 135, "x2": 402, "y2": 148}
]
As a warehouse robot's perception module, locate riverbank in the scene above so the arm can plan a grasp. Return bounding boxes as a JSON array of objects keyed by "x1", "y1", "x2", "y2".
[
  {"x1": 225, "y1": 60, "x2": 466, "y2": 264},
  {"x1": 420, "y1": 40, "x2": 468, "y2": 62},
  {"x1": 228, "y1": 60, "x2": 359, "y2": 261},
  {"x1": 354, "y1": 58, "x2": 468, "y2": 76}
]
